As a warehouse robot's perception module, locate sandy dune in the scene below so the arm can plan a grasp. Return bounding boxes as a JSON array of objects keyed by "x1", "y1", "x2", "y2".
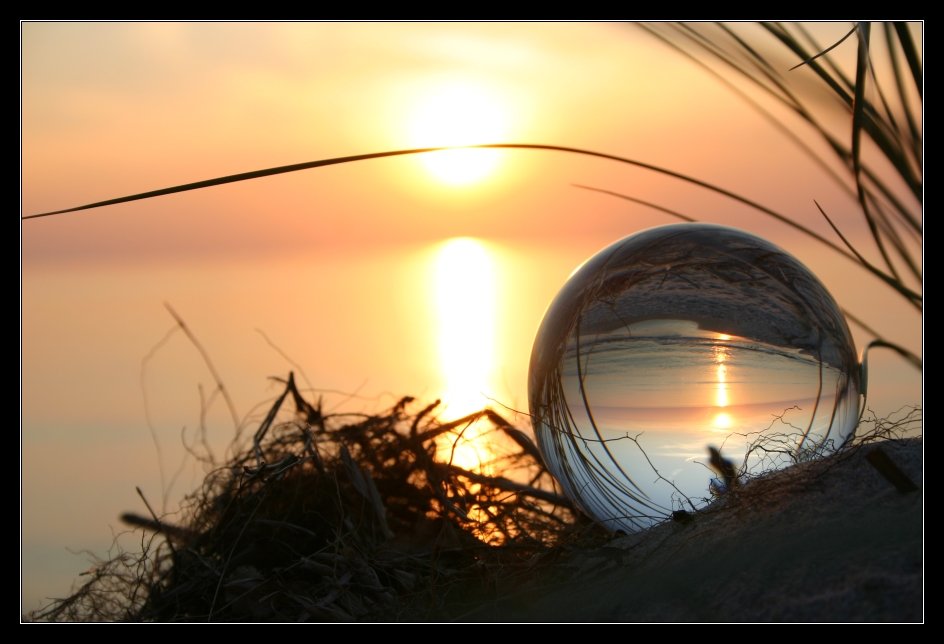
[{"x1": 467, "y1": 437, "x2": 922, "y2": 622}]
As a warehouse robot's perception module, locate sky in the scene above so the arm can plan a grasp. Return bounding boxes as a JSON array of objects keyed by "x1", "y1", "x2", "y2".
[{"x1": 21, "y1": 22, "x2": 922, "y2": 613}]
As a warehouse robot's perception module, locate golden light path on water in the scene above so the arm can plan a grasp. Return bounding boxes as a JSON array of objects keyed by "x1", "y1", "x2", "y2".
[{"x1": 434, "y1": 238, "x2": 497, "y2": 471}]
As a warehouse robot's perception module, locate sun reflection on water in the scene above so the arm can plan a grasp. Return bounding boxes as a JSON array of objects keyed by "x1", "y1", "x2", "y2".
[
  {"x1": 713, "y1": 339, "x2": 731, "y2": 427},
  {"x1": 434, "y1": 237, "x2": 497, "y2": 471}
]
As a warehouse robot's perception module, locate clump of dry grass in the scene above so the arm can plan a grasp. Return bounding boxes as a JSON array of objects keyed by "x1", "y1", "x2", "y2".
[{"x1": 30, "y1": 373, "x2": 609, "y2": 622}]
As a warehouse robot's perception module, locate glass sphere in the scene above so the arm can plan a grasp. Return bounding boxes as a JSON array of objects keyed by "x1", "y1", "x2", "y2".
[{"x1": 528, "y1": 223, "x2": 860, "y2": 533}]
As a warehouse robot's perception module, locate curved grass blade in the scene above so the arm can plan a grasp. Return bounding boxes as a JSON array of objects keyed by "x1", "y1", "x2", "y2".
[
  {"x1": 763, "y1": 22, "x2": 853, "y2": 106},
  {"x1": 862, "y1": 165, "x2": 921, "y2": 234},
  {"x1": 864, "y1": 193, "x2": 921, "y2": 281},
  {"x1": 884, "y1": 23, "x2": 922, "y2": 165},
  {"x1": 574, "y1": 179, "x2": 921, "y2": 307},
  {"x1": 570, "y1": 184, "x2": 696, "y2": 223},
  {"x1": 28, "y1": 139, "x2": 911, "y2": 302},
  {"x1": 672, "y1": 23, "x2": 803, "y2": 111},
  {"x1": 24, "y1": 147, "x2": 450, "y2": 220},
  {"x1": 788, "y1": 23, "x2": 859, "y2": 71},
  {"x1": 762, "y1": 22, "x2": 920, "y2": 201},
  {"x1": 841, "y1": 308, "x2": 921, "y2": 370},
  {"x1": 863, "y1": 40, "x2": 909, "y2": 157},
  {"x1": 793, "y1": 22, "x2": 856, "y2": 91},
  {"x1": 573, "y1": 183, "x2": 917, "y2": 289},
  {"x1": 646, "y1": 22, "x2": 920, "y2": 230},
  {"x1": 813, "y1": 200, "x2": 919, "y2": 308},
  {"x1": 715, "y1": 22, "x2": 782, "y2": 77},
  {"x1": 14, "y1": 142, "x2": 870, "y2": 267},
  {"x1": 850, "y1": 24, "x2": 904, "y2": 287},
  {"x1": 32, "y1": 141, "x2": 916, "y2": 303},
  {"x1": 639, "y1": 24, "x2": 860, "y2": 203},
  {"x1": 893, "y1": 22, "x2": 922, "y2": 99}
]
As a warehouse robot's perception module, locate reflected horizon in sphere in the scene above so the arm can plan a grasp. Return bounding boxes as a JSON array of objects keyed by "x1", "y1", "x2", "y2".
[{"x1": 528, "y1": 224, "x2": 860, "y2": 533}]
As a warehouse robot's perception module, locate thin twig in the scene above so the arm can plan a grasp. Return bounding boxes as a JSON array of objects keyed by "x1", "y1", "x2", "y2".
[{"x1": 163, "y1": 302, "x2": 241, "y2": 436}]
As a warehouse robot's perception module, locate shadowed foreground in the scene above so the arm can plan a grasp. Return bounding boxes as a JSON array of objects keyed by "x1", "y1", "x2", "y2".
[
  {"x1": 468, "y1": 434, "x2": 922, "y2": 622},
  {"x1": 30, "y1": 372, "x2": 596, "y2": 622},
  {"x1": 30, "y1": 375, "x2": 920, "y2": 622}
]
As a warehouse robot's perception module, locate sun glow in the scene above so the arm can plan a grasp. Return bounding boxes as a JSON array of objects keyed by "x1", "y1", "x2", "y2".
[{"x1": 411, "y1": 84, "x2": 508, "y2": 185}]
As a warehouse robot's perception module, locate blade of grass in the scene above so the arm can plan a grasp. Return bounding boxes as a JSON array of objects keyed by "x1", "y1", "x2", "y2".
[
  {"x1": 764, "y1": 22, "x2": 921, "y2": 200},
  {"x1": 864, "y1": 193, "x2": 921, "y2": 281},
  {"x1": 860, "y1": 31, "x2": 922, "y2": 203},
  {"x1": 865, "y1": 41, "x2": 921, "y2": 281},
  {"x1": 792, "y1": 22, "x2": 857, "y2": 91},
  {"x1": 813, "y1": 200, "x2": 918, "y2": 307},
  {"x1": 715, "y1": 22, "x2": 783, "y2": 78},
  {"x1": 163, "y1": 302, "x2": 241, "y2": 437},
  {"x1": 788, "y1": 23, "x2": 859, "y2": 71},
  {"x1": 862, "y1": 164, "x2": 921, "y2": 233},
  {"x1": 885, "y1": 23, "x2": 922, "y2": 164},
  {"x1": 570, "y1": 184, "x2": 696, "y2": 223},
  {"x1": 893, "y1": 22, "x2": 922, "y2": 99},
  {"x1": 676, "y1": 23, "x2": 795, "y2": 104},
  {"x1": 578, "y1": 178, "x2": 920, "y2": 308},
  {"x1": 763, "y1": 22, "x2": 854, "y2": 106},
  {"x1": 650, "y1": 22, "x2": 920, "y2": 227},
  {"x1": 24, "y1": 147, "x2": 450, "y2": 219},
  {"x1": 639, "y1": 24, "x2": 856, "y2": 200},
  {"x1": 841, "y1": 309, "x2": 921, "y2": 370},
  {"x1": 586, "y1": 179, "x2": 906, "y2": 290},
  {"x1": 13, "y1": 142, "x2": 875, "y2": 272},
  {"x1": 850, "y1": 24, "x2": 903, "y2": 287},
  {"x1": 694, "y1": 23, "x2": 920, "y2": 234},
  {"x1": 863, "y1": 38, "x2": 908, "y2": 157}
]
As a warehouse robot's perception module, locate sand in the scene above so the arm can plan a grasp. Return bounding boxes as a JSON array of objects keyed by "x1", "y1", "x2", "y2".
[{"x1": 464, "y1": 437, "x2": 923, "y2": 622}]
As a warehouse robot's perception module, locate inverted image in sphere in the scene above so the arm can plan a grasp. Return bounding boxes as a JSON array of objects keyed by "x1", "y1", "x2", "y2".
[{"x1": 528, "y1": 223, "x2": 860, "y2": 533}]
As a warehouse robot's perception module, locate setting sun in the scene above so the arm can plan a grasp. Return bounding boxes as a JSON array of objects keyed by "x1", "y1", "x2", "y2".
[{"x1": 411, "y1": 83, "x2": 508, "y2": 185}]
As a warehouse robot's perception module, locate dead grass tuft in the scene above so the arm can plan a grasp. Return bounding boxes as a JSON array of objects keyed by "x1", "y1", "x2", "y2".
[{"x1": 30, "y1": 373, "x2": 609, "y2": 622}]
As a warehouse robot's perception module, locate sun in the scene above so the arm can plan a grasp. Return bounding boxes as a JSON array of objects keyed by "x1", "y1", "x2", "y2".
[{"x1": 410, "y1": 83, "x2": 508, "y2": 185}]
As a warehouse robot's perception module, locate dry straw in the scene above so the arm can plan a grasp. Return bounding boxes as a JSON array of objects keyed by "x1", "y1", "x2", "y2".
[{"x1": 32, "y1": 370, "x2": 600, "y2": 622}]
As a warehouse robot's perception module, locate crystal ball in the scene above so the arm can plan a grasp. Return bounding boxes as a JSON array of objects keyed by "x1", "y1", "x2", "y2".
[{"x1": 528, "y1": 223, "x2": 860, "y2": 532}]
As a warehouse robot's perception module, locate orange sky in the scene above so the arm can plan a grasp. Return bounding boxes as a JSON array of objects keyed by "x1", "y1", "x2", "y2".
[{"x1": 21, "y1": 22, "x2": 921, "y2": 612}]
